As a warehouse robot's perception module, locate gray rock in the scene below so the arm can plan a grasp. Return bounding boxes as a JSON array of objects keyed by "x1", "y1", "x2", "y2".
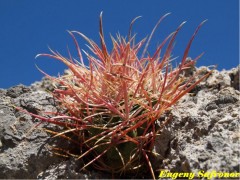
[
  {"x1": 206, "y1": 69, "x2": 231, "y2": 89},
  {"x1": 0, "y1": 87, "x2": 62, "y2": 179},
  {"x1": 0, "y1": 85, "x2": 106, "y2": 179},
  {"x1": 37, "y1": 158, "x2": 110, "y2": 179},
  {"x1": 229, "y1": 65, "x2": 240, "y2": 90},
  {"x1": 155, "y1": 69, "x2": 240, "y2": 175},
  {"x1": 1, "y1": 66, "x2": 239, "y2": 179}
]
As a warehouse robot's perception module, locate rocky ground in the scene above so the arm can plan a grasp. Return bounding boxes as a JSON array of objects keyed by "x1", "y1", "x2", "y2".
[{"x1": 0, "y1": 66, "x2": 239, "y2": 179}]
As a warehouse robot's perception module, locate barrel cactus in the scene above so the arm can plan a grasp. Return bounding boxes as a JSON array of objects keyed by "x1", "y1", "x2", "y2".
[{"x1": 20, "y1": 13, "x2": 211, "y2": 179}]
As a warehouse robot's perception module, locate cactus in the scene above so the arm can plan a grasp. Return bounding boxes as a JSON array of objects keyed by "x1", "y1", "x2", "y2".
[{"x1": 19, "y1": 13, "x2": 212, "y2": 179}]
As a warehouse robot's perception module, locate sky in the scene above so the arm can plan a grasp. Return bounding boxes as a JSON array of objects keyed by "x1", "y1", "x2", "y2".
[{"x1": 0, "y1": 0, "x2": 239, "y2": 88}]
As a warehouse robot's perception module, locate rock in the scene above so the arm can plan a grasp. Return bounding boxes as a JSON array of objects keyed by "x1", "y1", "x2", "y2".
[
  {"x1": 30, "y1": 77, "x2": 56, "y2": 92},
  {"x1": 37, "y1": 158, "x2": 110, "y2": 179},
  {"x1": 0, "y1": 86, "x2": 62, "y2": 179},
  {"x1": 206, "y1": 69, "x2": 231, "y2": 89},
  {"x1": 0, "y1": 66, "x2": 239, "y2": 178},
  {"x1": 6, "y1": 85, "x2": 31, "y2": 98},
  {"x1": 156, "y1": 67, "x2": 240, "y2": 175},
  {"x1": 229, "y1": 65, "x2": 240, "y2": 90},
  {"x1": 0, "y1": 84, "x2": 107, "y2": 179}
]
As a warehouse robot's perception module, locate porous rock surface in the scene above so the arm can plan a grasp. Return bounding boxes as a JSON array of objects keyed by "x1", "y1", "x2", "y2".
[{"x1": 0, "y1": 66, "x2": 239, "y2": 179}]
